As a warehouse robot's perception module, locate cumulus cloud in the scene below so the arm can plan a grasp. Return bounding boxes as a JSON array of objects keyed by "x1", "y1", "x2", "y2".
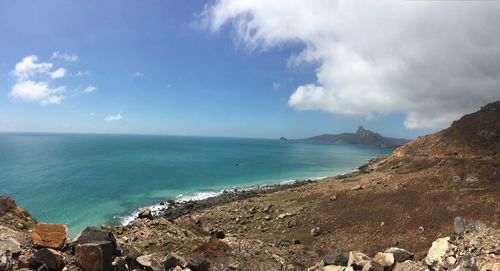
[
  {"x1": 50, "y1": 68, "x2": 66, "y2": 79},
  {"x1": 202, "y1": 0, "x2": 500, "y2": 129},
  {"x1": 9, "y1": 80, "x2": 64, "y2": 105},
  {"x1": 84, "y1": 85, "x2": 97, "y2": 93},
  {"x1": 8, "y1": 55, "x2": 67, "y2": 105},
  {"x1": 104, "y1": 114, "x2": 124, "y2": 122},
  {"x1": 11, "y1": 55, "x2": 53, "y2": 80},
  {"x1": 52, "y1": 51, "x2": 79, "y2": 62}
]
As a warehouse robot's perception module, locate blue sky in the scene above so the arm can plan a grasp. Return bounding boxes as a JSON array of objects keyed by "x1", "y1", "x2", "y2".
[{"x1": 1, "y1": 1, "x2": 499, "y2": 139}]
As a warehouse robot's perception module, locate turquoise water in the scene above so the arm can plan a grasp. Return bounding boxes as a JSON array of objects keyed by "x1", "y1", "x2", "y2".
[{"x1": 0, "y1": 133, "x2": 391, "y2": 236}]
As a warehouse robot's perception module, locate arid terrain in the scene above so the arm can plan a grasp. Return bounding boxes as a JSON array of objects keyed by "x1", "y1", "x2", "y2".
[{"x1": 1, "y1": 101, "x2": 499, "y2": 271}]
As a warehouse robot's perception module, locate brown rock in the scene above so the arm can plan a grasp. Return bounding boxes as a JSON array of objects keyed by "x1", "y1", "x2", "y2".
[
  {"x1": 75, "y1": 241, "x2": 113, "y2": 271},
  {"x1": 164, "y1": 252, "x2": 186, "y2": 269},
  {"x1": 187, "y1": 254, "x2": 210, "y2": 271},
  {"x1": 481, "y1": 262, "x2": 500, "y2": 271},
  {"x1": 137, "y1": 254, "x2": 163, "y2": 271},
  {"x1": 29, "y1": 248, "x2": 64, "y2": 271},
  {"x1": 373, "y1": 252, "x2": 394, "y2": 269},
  {"x1": 32, "y1": 224, "x2": 68, "y2": 250},
  {"x1": 138, "y1": 208, "x2": 153, "y2": 220}
]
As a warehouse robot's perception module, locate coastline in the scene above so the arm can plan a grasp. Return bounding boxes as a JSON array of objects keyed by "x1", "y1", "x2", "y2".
[{"x1": 117, "y1": 170, "x2": 360, "y2": 226}]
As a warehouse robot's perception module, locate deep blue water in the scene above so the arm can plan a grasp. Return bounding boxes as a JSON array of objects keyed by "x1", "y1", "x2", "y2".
[{"x1": 0, "y1": 133, "x2": 391, "y2": 236}]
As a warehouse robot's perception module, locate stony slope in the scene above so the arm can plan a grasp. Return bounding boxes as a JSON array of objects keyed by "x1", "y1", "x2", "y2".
[{"x1": 1, "y1": 101, "x2": 499, "y2": 271}]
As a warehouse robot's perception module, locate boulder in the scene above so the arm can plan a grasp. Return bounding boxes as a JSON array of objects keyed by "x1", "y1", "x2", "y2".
[
  {"x1": 480, "y1": 262, "x2": 500, "y2": 271},
  {"x1": 136, "y1": 254, "x2": 162, "y2": 271},
  {"x1": 323, "y1": 265, "x2": 345, "y2": 271},
  {"x1": 278, "y1": 213, "x2": 294, "y2": 219},
  {"x1": 424, "y1": 237, "x2": 450, "y2": 269},
  {"x1": 384, "y1": 247, "x2": 413, "y2": 263},
  {"x1": 310, "y1": 227, "x2": 321, "y2": 237},
  {"x1": 74, "y1": 241, "x2": 114, "y2": 271},
  {"x1": 138, "y1": 208, "x2": 153, "y2": 220},
  {"x1": 465, "y1": 176, "x2": 479, "y2": 183},
  {"x1": 323, "y1": 252, "x2": 348, "y2": 266},
  {"x1": 71, "y1": 227, "x2": 117, "y2": 254},
  {"x1": 347, "y1": 251, "x2": 371, "y2": 270},
  {"x1": 0, "y1": 252, "x2": 12, "y2": 271},
  {"x1": 210, "y1": 230, "x2": 225, "y2": 239},
  {"x1": 454, "y1": 217, "x2": 468, "y2": 235},
  {"x1": 351, "y1": 185, "x2": 363, "y2": 191},
  {"x1": 32, "y1": 224, "x2": 68, "y2": 250},
  {"x1": 452, "y1": 255, "x2": 478, "y2": 271},
  {"x1": 29, "y1": 248, "x2": 64, "y2": 271},
  {"x1": 186, "y1": 254, "x2": 210, "y2": 271},
  {"x1": 373, "y1": 252, "x2": 394, "y2": 269},
  {"x1": 164, "y1": 252, "x2": 186, "y2": 269},
  {"x1": 0, "y1": 238, "x2": 21, "y2": 257}
]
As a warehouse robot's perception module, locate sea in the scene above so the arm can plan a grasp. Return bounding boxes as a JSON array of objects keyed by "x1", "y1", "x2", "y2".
[{"x1": 0, "y1": 133, "x2": 392, "y2": 237}]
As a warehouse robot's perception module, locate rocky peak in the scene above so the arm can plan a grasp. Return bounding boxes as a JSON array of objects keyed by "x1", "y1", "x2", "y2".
[{"x1": 355, "y1": 126, "x2": 377, "y2": 139}]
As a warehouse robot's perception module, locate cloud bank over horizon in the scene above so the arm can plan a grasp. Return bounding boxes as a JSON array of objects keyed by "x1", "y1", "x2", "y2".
[{"x1": 202, "y1": 0, "x2": 500, "y2": 129}]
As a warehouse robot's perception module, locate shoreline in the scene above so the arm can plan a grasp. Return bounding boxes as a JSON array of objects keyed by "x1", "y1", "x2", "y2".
[{"x1": 120, "y1": 169, "x2": 361, "y2": 225}]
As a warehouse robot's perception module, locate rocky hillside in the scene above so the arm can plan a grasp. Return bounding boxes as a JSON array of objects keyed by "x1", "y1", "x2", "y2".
[
  {"x1": 1, "y1": 101, "x2": 499, "y2": 271},
  {"x1": 394, "y1": 101, "x2": 500, "y2": 159},
  {"x1": 303, "y1": 126, "x2": 409, "y2": 148}
]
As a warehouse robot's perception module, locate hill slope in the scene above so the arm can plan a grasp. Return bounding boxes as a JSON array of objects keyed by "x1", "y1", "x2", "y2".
[{"x1": 394, "y1": 101, "x2": 500, "y2": 159}]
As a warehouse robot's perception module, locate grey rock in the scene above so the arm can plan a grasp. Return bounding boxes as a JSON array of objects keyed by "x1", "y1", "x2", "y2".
[
  {"x1": 0, "y1": 238, "x2": 21, "y2": 257},
  {"x1": 136, "y1": 254, "x2": 163, "y2": 271},
  {"x1": 465, "y1": 176, "x2": 478, "y2": 183},
  {"x1": 210, "y1": 230, "x2": 225, "y2": 239},
  {"x1": 385, "y1": 247, "x2": 414, "y2": 263},
  {"x1": 29, "y1": 248, "x2": 64, "y2": 271},
  {"x1": 0, "y1": 252, "x2": 12, "y2": 271},
  {"x1": 451, "y1": 255, "x2": 478, "y2": 271},
  {"x1": 310, "y1": 227, "x2": 321, "y2": 237},
  {"x1": 71, "y1": 227, "x2": 118, "y2": 254},
  {"x1": 138, "y1": 208, "x2": 153, "y2": 220},
  {"x1": 454, "y1": 217, "x2": 467, "y2": 235},
  {"x1": 323, "y1": 251, "x2": 348, "y2": 266},
  {"x1": 186, "y1": 254, "x2": 210, "y2": 271},
  {"x1": 164, "y1": 252, "x2": 186, "y2": 270}
]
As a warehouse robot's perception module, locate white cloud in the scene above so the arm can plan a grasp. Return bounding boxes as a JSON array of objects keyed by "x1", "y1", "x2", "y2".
[
  {"x1": 104, "y1": 114, "x2": 124, "y2": 122},
  {"x1": 89, "y1": 112, "x2": 95, "y2": 116},
  {"x1": 9, "y1": 55, "x2": 68, "y2": 105},
  {"x1": 52, "y1": 51, "x2": 79, "y2": 62},
  {"x1": 9, "y1": 80, "x2": 64, "y2": 105},
  {"x1": 203, "y1": 0, "x2": 500, "y2": 129},
  {"x1": 50, "y1": 68, "x2": 66, "y2": 79},
  {"x1": 11, "y1": 55, "x2": 53, "y2": 80},
  {"x1": 84, "y1": 85, "x2": 97, "y2": 93}
]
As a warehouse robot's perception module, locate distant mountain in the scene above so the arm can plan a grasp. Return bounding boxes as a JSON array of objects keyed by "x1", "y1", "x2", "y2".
[{"x1": 302, "y1": 126, "x2": 409, "y2": 148}]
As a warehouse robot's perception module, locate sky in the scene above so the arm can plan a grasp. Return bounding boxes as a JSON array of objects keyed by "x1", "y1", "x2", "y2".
[{"x1": 1, "y1": 0, "x2": 499, "y2": 139}]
